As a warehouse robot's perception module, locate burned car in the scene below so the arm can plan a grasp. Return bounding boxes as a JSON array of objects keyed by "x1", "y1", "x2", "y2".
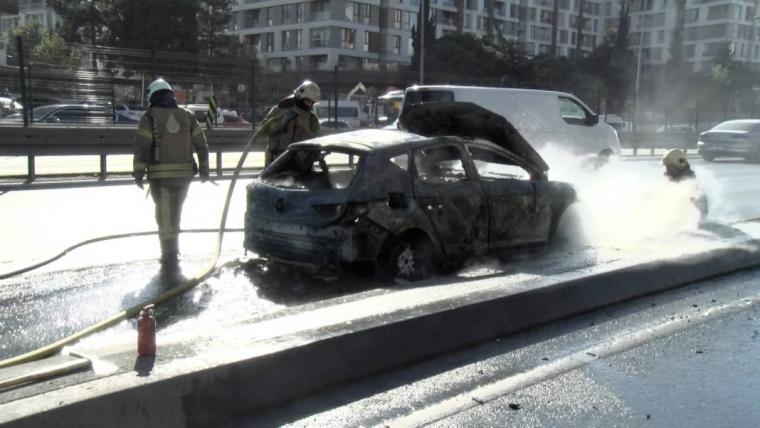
[{"x1": 244, "y1": 102, "x2": 576, "y2": 280}]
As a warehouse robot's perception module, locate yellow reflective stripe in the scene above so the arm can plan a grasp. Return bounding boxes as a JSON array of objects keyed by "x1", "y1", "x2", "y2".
[
  {"x1": 146, "y1": 163, "x2": 195, "y2": 179},
  {"x1": 192, "y1": 126, "x2": 203, "y2": 136},
  {"x1": 136, "y1": 128, "x2": 153, "y2": 139},
  {"x1": 133, "y1": 162, "x2": 148, "y2": 170}
]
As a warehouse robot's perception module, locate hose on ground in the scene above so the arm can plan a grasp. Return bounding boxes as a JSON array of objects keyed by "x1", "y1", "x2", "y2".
[
  {"x1": 0, "y1": 228, "x2": 244, "y2": 281},
  {"x1": 0, "y1": 124, "x2": 267, "y2": 371}
]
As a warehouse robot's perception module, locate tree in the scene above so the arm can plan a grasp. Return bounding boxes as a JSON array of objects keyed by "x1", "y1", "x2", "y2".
[
  {"x1": 707, "y1": 44, "x2": 758, "y2": 119},
  {"x1": 429, "y1": 34, "x2": 507, "y2": 78},
  {"x1": 410, "y1": 0, "x2": 436, "y2": 77},
  {"x1": 50, "y1": 0, "x2": 201, "y2": 52},
  {"x1": 8, "y1": 22, "x2": 82, "y2": 70},
  {"x1": 198, "y1": 0, "x2": 241, "y2": 56}
]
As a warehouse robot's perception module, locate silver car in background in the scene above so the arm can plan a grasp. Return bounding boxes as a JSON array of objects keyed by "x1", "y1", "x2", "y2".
[{"x1": 698, "y1": 119, "x2": 760, "y2": 162}]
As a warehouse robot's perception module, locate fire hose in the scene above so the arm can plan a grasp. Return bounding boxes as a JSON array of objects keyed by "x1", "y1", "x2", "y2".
[{"x1": 0, "y1": 123, "x2": 270, "y2": 373}]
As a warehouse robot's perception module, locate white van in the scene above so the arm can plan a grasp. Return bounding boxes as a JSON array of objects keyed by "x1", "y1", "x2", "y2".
[
  {"x1": 402, "y1": 85, "x2": 620, "y2": 156},
  {"x1": 315, "y1": 100, "x2": 366, "y2": 129}
]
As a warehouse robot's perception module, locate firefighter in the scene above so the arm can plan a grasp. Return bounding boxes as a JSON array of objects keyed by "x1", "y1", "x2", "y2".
[
  {"x1": 662, "y1": 148, "x2": 695, "y2": 182},
  {"x1": 133, "y1": 78, "x2": 210, "y2": 267},
  {"x1": 662, "y1": 148, "x2": 708, "y2": 218},
  {"x1": 262, "y1": 80, "x2": 321, "y2": 165}
]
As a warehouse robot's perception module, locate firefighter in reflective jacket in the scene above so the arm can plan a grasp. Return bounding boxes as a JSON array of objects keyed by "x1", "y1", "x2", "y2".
[
  {"x1": 263, "y1": 80, "x2": 321, "y2": 166},
  {"x1": 133, "y1": 78, "x2": 210, "y2": 266}
]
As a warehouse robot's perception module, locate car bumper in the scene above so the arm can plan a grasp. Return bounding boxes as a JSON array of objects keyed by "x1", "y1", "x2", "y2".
[
  {"x1": 243, "y1": 216, "x2": 389, "y2": 267},
  {"x1": 698, "y1": 143, "x2": 755, "y2": 157}
]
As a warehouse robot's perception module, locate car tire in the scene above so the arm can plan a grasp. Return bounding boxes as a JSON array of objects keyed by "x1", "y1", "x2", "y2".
[
  {"x1": 702, "y1": 154, "x2": 715, "y2": 162},
  {"x1": 380, "y1": 235, "x2": 437, "y2": 281}
]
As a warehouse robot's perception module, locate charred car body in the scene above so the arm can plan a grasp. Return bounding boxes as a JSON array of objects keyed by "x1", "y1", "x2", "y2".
[{"x1": 244, "y1": 102, "x2": 576, "y2": 279}]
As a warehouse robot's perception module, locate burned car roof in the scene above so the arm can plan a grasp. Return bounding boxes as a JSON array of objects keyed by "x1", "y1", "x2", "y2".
[{"x1": 289, "y1": 129, "x2": 431, "y2": 152}]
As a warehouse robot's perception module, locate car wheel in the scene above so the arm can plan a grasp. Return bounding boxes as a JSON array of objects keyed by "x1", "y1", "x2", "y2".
[
  {"x1": 702, "y1": 154, "x2": 715, "y2": 162},
  {"x1": 380, "y1": 235, "x2": 436, "y2": 281}
]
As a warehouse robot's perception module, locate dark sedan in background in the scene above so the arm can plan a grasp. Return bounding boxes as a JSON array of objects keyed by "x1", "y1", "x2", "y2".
[{"x1": 698, "y1": 119, "x2": 760, "y2": 162}]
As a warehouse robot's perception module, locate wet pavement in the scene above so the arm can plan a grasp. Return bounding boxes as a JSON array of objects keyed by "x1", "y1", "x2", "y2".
[
  {"x1": 2, "y1": 156, "x2": 760, "y2": 363},
  {"x1": 227, "y1": 263, "x2": 760, "y2": 427}
]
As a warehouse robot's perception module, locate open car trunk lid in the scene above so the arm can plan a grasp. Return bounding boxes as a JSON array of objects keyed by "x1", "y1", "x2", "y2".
[{"x1": 399, "y1": 101, "x2": 549, "y2": 177}]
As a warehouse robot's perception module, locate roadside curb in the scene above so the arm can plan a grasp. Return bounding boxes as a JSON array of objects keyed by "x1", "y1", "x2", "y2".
[{"x1": 2, "y1": 242, "x2": 760, "y2": 427}]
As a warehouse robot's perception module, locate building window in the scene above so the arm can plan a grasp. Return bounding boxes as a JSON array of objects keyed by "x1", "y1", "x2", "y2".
[
  {"x1": 394, "y1": 9, "x2": 402, "y2": 29},
  {"x1": 311, "y1": 27, "x2": 330, "y2": 48},
  {"x1": 364, "y1": 30, "x2": 370, "y2": 51},
  {"x1": 341, "y1": 28, "x2": 355, "y2": 49},
  {"x1": 266, "y1": 7, "x2": 273, "y2": 26},
  {"x1": 404, "y1": 11, "x2": 416, "y2": 29},
  {"x1": 393, "y1": 35, "x2": 401, "y2": 54},
  {"x1": 282, "y1": 29, "x2": 302, "y2": 51},
  {"x1": 685, "y1": 8, "x2": 699, "y2": 23},
  {"x1": 297, "y1": 3, "x2": 304, "y2": 23},
  {"x1": 264, "y1": 32, "x2": 274, "y2": 53}
]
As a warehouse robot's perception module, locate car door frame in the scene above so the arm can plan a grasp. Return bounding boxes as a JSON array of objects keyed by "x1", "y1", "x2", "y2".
[
  {"x1": 465, "y1": 142, "x2": 553, "y2": 250},
  {"x1": 410, "y1": 141, "x2": 489, "y2": 259}
]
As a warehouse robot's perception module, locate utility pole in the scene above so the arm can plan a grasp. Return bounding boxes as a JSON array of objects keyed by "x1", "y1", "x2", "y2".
[
  {"x1": 16, "y1": 37, "x2": 28, "y2": 128},
  {"x1": 632, "y1": 31, "x2": 643, "y2": 156},
  {"x1": 550, "y1": 0, "x2": 559, "y2": 56},
  {"x1": 419, "y1": 0, "x2": 426, "y2": 84}
]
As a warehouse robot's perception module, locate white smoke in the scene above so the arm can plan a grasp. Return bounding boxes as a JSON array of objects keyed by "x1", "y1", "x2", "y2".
[{"x1": 542, "y1": 144, "x2": 707, "y2": 254}]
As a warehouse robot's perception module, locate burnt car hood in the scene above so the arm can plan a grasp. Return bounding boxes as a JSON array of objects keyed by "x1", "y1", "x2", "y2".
[{"x1": 399, "y1": 101, "x2": 549, "y2": 176}]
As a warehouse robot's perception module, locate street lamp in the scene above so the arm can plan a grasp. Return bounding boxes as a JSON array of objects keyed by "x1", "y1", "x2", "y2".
[{"x1": 632, "y1": 29, "x2": 643, "y2": 155}]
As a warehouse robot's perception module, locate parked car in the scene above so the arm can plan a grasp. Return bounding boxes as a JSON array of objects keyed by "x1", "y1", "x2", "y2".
[
  {"x1": 0, "y1": 97, "x2": 22, "y2": 117},
  {"x1": 221, "y1": 109, "x2": 251, "y2": 128},
  {"x1": 319, "y1": 118, "x2": 352, "y2": 131},
  {"x1": 244, "y1": 102, "x2": 576, "y2": 280},
  {"x1": 402, "y1": 85, "x2": 621, "y2": 157},
  {"x1": 0, "y1": 104, "x2": 121, "y2": 125},
  {"x1": 698, "y1": 119, "x2": 760, "y2": 162}
]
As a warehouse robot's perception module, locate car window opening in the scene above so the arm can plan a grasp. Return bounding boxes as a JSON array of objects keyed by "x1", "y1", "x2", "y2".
[
  {"x1": 468, "y1": 145, "x2": 530, "y2": 181},
  {"x1": 261, "y1": 148, "x2": 364, "y2": 190},
  {"x1": 414, "y1": 145, "x2": 468, "y2": 183}
]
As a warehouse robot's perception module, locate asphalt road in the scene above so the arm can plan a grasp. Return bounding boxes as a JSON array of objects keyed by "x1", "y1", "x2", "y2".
[
  {"x1": 227, "y1": 262, "x2": 760, "y2": 427},
  {"x1": 1, "y1": 155, "x2": 760, "y2": 362}
]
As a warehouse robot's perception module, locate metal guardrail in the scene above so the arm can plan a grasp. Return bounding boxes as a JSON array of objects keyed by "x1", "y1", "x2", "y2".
[
  {"x1": 618, "y1": 131, "x2": 698, "y2": 154},
  {"x1": 0, "y1": 126, "x2": 267, "y2": 182}
]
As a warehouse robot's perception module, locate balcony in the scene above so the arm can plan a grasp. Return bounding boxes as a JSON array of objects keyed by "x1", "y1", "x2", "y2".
[{"x1": 311, "y1": 11, "x2": 330, "y2": 21}]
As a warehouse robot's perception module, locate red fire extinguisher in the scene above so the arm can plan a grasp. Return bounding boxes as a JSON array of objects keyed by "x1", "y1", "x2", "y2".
[{"x1": 138, "y1": 304, "x2": 156, "y2": 357}]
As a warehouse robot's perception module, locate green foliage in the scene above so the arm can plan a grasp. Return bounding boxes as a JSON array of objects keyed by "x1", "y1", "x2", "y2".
[
  {"x1": 198, "y1": 0, "x2": 241, "y2": 56},
  {"x1": 430, "y1": 34, "x2": 506, "y2": 76},
  {"x1": 9, "y1": 22, "x2": 83, "y2": 70},
  {"x1": 50, "y1": 0, "x2": 203, "y2": 52}
]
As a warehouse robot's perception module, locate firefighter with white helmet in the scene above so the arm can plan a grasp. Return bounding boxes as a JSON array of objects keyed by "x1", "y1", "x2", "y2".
[
  {"x1": 662, "y1": 148, "x2": 695, "y2": 181},
  {"x1": 662, "y1": 148, "x2": 708, "y2": 218},
  {"x1": 261, "y1": 80, "x2": 321, "y2": 165},
  {"x1": 133, "y1": 78, "x2": 210, "y2": 268}
]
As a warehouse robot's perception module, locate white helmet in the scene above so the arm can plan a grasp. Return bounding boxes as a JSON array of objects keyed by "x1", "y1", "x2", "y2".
[
  {"x1": 147, "y1": 78, "x2": 173, "y2": 99},
  {"x1": 294, "y1": 80, "x2": 320, "y2": 102},
  {"x1": 662, "y1": 148, "x2": 689, "y2": 172}
]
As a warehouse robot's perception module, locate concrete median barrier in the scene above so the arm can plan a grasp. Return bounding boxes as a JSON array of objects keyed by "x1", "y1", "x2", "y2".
[{"x1": 2, "y1": 241, "x2": 760, "y2": 427}]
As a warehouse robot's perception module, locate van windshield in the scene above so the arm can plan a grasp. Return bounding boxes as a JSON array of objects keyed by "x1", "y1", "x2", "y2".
[
  {"x1": 403, "y1": 90, "x2": 455, "y2": 109},
  {"x1": 262, "y1": 148, "x2": 364, "y2": 190}
]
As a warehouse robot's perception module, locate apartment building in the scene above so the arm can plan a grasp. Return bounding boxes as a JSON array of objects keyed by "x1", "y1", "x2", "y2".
[
  {"x1": 605, "y1": 0, "x2": 760, "y2": 70},
  {"x1": 231, "y1": 0, "x2": 606, "y2": 71},
  {"x1": 0, "y1": 0, "x2": 60, "y2": 66}
]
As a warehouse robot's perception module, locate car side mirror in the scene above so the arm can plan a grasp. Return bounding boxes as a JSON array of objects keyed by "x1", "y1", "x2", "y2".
[
  {"x1": 585, "y1": 114, "x2": 599, "y2": 126},
  {"x1": 388, "y1": 192, "x2": 408, "y2": 209}
]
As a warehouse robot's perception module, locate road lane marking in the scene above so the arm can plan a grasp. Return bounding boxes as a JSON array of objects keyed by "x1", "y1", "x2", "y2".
[{"x1": 382, "y1": 292, "x2": 760, "y2": 428}]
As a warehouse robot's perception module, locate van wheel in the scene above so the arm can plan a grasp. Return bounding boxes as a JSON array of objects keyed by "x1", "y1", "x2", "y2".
[{"x1": 380, "y1": 235, "x2": 436, "y2": 281}]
